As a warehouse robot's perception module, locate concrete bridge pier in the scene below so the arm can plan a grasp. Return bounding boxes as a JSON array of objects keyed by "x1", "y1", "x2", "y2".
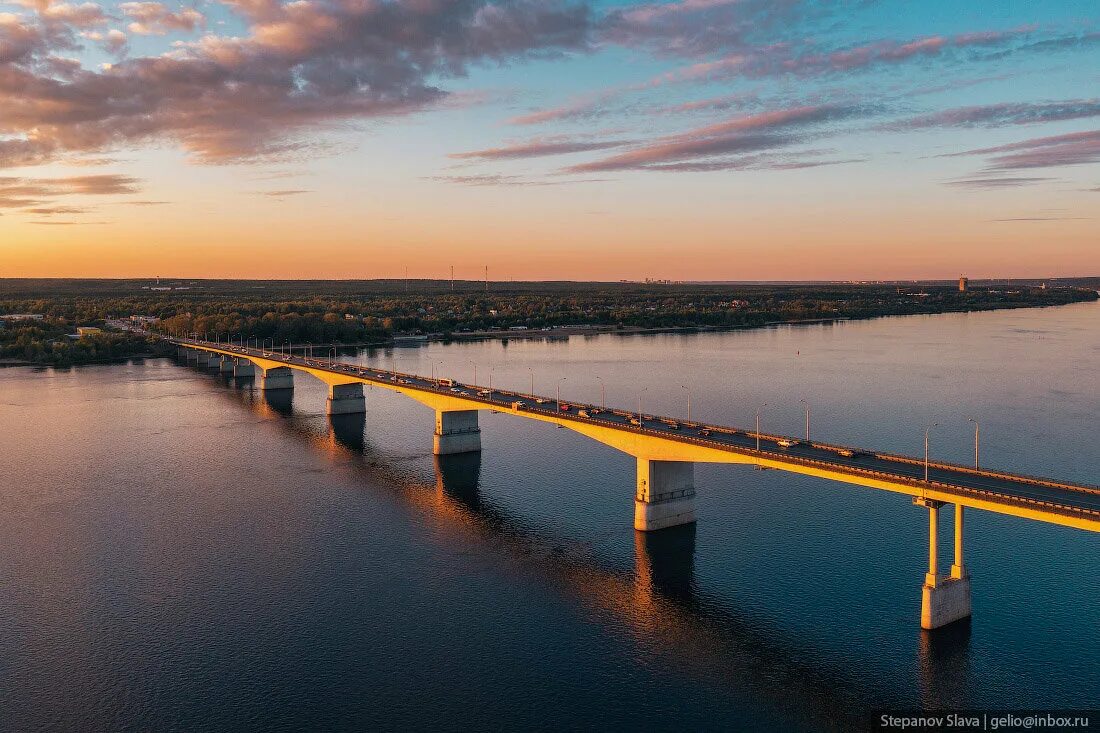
[
  {"x1": 232, "y1": 359, "x2": 256, "y2": 377},
  {"x1": 183, "y1": 348, "x2": 201, "y2": 363},
  {"x1": 433, "y1": 410, "x2": 481, "y2": 455},
  {"x1": 204, "y1": 353, "x2": 222, "y2": 369},
  {"x1": 915, "y1": 498, "x2": 971, "y2": 630},
  {"x1": 260, "y1": 366, "x2": 293, "y2": 391},
  {"x1": 327, "y1": 383, "x2": 366, "y2": 415},
  {"x1": 635, "y1": 459, "x2": 696, "y2": 532},
  {"x1": 218, "y1": 356, "x2": 234, "y2": 373}
]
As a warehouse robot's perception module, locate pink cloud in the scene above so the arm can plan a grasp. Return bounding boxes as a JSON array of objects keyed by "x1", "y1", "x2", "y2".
[
  {"x1": 121, "y1": 2, "x2": 204, "y2": 35},
  {"x1": 0, "y1": 0, "x2": 593, "y2": 166},
  {"x1": 565, "y1": 103, "x2": 862, "y2": 172}
]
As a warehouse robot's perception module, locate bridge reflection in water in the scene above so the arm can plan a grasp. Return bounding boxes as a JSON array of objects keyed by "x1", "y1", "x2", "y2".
[{"x1": 197, "y1": 372, "x2": 982, "y2": 732}]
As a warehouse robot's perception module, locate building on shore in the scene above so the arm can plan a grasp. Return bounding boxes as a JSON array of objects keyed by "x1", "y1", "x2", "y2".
[{"x1": 959, "y1": 276, "x2": 969, "y2": 292}]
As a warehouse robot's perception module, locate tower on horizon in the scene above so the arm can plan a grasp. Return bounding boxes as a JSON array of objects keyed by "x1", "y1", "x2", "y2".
[{"x1": 959, "y1": 276, "x2": 969, "y2": 292}]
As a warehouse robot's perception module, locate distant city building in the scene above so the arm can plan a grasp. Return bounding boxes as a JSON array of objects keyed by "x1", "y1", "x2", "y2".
[
  {"x1": 76, "y1": 326, "x2": 103, "y2": 337},
  {"x1": 0, "y1": 313, "x2": 44, "y2": 321},
  {"x1": 958, "y1": 276, "x2": 969, "y2": 292}
]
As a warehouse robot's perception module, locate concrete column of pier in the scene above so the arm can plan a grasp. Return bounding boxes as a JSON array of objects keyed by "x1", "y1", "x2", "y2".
[
  {"x1": 219, "y1": 356, "x2": 234, "y2": 373},
  {"x1": 433, "y1": 410, "x2": 481, "y2": 455},
  {"x1": 260, "y1": 366, "x2": 293, "y2": 391},
  {"x1": 635, "y1": 459, "x2": 696, "y2": 532},
  {"x1": 232, "y1": 359, "x2": 256, "y2": 377},
  {"x1": 184, "y1": 348, "x2": 201, "y2": 363},
  {"x1": 327, "y1": 382, "x2": 366, "y2": 415},
  {"x1": 914, "y1": 497, "x2": 972, "y2": 630},
  {"x1": 205, "y1": 353, "x2": 222, "y2": 369}
]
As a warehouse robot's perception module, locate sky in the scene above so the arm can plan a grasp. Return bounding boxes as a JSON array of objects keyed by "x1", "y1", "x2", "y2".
[{"x1": 0, "y1": 0, "x2": 1098, "y2": 280}]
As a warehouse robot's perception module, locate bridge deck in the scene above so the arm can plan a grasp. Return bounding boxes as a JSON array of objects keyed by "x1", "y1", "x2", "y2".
[{"x1": 173, "y1": 339, "x2": 1100, "y2": 532}]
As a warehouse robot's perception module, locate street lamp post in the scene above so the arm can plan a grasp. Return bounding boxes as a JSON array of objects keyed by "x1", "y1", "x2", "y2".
[
  {"x1": 756, "y1": 403, "x2": 767, "y2": 453},
  {"x1": 527, "y1": 367, "x2": 534, "y2": 396},
  {"x1": 800, "y1": 399, "x2": 810, "y2": 441},
  {"x1": 637, "y1": 387, "x2": 647, "y2": 424},
  {"x1": 556, "y1": 377, "x2": 567, "y2": 411},
  {"x1": 924, "y1": 422, "x2": 940, "y2": 483},
  {"x1": 680, "y1": 385, "x2": 692, "y2": 422},
  {"x1": 967, "y1": 417, "x2": 979, "y2": 469},
  {"x1": 468, "y1": 361, "x2": 477, "y2": 385},
  {"x1": 595, "y1": 375, "x2": 606, "y2": 410}
]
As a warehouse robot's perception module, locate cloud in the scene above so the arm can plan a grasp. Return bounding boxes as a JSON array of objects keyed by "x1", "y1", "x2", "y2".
[
  {"x1": 600, "y1": 0, "x2": 805, "y2": 58},
  {"x1": 22, "y1": 205, "x2": 89, "y2": 214},
  {"x1": 947, "y1": 129, "x2": 1100, "y2": 171},
  {"x1": 989, "y1": 216, "x2": 1091, "y2": 222},
  {"x1": 39, "y1": 3, "x2": 109, "y2": 28},
  {"x1": 449, "y1": 136, "x2": 631, "y2": 160},
  {"x1": 651, "y1": 28, "x2": 1032, "y2": 86},
  {"x1": 28, "y1": 219, "x2": 111, "y2": 224},
  {"x1": 888, "y1": 99, "x2": 1100, "y2": 129},
  {"x1": 426, "y1": 173, "x2": 610, "y2": 186},
  {"x1": 120, "y1": 2, "x2": 204, "y2": 35},
  {"x1": 255, "y1": 189, "x2": 311, "y2": 197},
  {"x1": 0, "y1": 173, "x2": 140, "y2": 209},
  {"x1": 651, "y1": 90, "x2": 760, "y2": 116},
  {"x1": 0, "y1": 0, "x2": 593, "y2": 167},
  {"x1": 944, "y1": 176, "x2": 1055, "y2": 189},
  {"x1": 564, "y1": 104, "x2": 865, "y2": 172},
  {"x1": 507, "y1": 91, "x2": 619, "y2": 125}
]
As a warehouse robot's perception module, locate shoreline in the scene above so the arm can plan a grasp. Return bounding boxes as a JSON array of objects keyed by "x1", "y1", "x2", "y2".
[{"x1": 4, "y1": 297, "x2": 1094, "y2": 368}]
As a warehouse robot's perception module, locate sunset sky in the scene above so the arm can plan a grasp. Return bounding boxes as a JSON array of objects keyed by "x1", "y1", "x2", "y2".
[{"x1": 1, "y1": 0, "x2": 1098, "y2": 280}]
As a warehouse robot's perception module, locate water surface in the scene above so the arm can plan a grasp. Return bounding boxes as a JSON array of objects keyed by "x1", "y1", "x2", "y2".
[{"x1": 1, "y1": 301, "x2": 1098, "y2": 731}]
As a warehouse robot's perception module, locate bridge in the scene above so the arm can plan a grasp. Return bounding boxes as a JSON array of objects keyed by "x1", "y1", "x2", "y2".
[{"x1": 171, "y1": 337, "x2": 1100, "y2": 631}]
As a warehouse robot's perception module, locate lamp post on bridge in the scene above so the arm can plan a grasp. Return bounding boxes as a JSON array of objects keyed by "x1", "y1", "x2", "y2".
[
  {"x1": 924, "y1": 422, "x2": 940, "y2": 483},
  {"x1": 800, "y1": 398, "x2": 811, "y2": 441},
  {"x1": 756, "y1": 402, "x2": 767, "y2": 454},
  {"x1": 637, "y1": 387, "x2": 647, "y2": 424},
  {"x1": 527, "y1": 367, "x2": 534, "y2": 396},
  {"x1": 468, "y1": 361, "x2": 477, "y2": 386},
  {"x1": 556, "y1": 377, "x2": 567, "y2": 411},
  {"x1": 329, "y1": 346, "x2": 337, "y2": 365},
  {"x1": 967, "y1": 417, "x2": 979, "y2": 469},
  {"x1": 595, "y1": 375, "x2": 605, "y2": 410},
  {"x1": 680, "y1": 385, "x2": 692, "y2": 422}
]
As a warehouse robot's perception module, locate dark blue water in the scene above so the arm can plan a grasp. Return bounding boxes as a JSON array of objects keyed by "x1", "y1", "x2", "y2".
[{"x1": 1, "y1": 302, "x2": 1097, "y2": 731}]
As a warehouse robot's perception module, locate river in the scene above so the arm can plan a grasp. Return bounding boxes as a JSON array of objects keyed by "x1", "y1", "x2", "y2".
[{"x1": 1, "y1": 301, "x2": 1097, "y2": 731}]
